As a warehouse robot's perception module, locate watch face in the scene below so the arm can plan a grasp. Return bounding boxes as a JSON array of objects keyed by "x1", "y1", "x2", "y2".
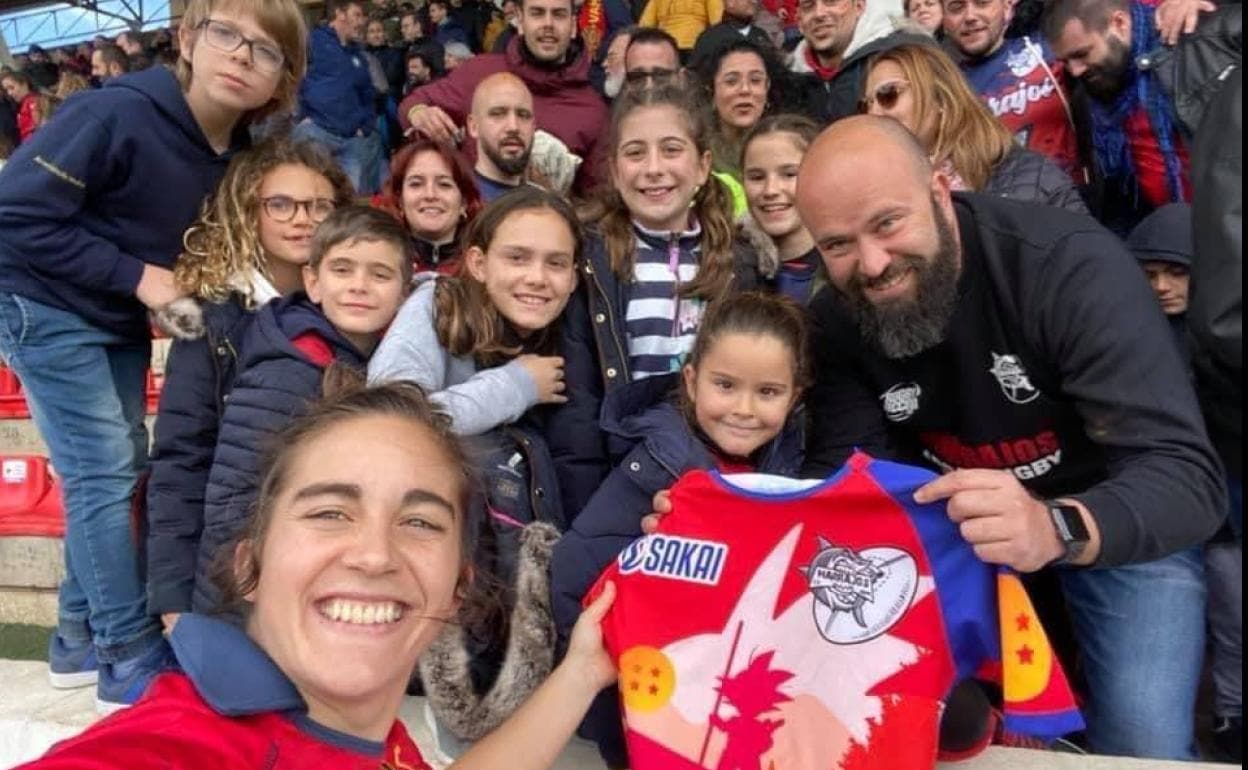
[{"x1": 1052, "y1": 505, "x2": 1090, "y2": 543}]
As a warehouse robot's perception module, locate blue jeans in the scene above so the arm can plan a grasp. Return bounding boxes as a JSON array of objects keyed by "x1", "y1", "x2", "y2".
[
  {"x1": 1059, "y1": 548, "x2": 1206, "y2": 759},
  {"x1": 0, "y1": 292, "x2": 159, "y2": 663},
  {"x1": 293, "y1": 118, "x2": 382, "y2": 195}
]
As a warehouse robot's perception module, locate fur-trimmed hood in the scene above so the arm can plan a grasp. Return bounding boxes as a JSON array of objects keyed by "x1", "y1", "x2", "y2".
[
  {"x1": 152, "y1": 269, "x2": 279, "y2": 341},
  {"x1": 418, "y1": 521, "x2": 560, "y2": 742}
]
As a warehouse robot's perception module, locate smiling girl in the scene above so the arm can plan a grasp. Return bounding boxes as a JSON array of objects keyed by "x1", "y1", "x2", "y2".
[
  {"x1": 551, "y1": 290, "x2": 808, "y2": 767},
  {"x1": 18, "y1": 381, "x2": 619, "y2": 770},
  {"x1": 369, "y1": 186, "x2": 581, "y2": 437},
  {"x1": 548, "y1": 81, "x2": 761, "y2": 520},
  {"x1": 147, "y1": 137, "x2": 354, "y2": 634},
  {"x1": 741, "y1": 114, "x2": 824, "y2": 303},
  {"x1": 377, "y1": 136, "x2": 484, "y2": 277}
]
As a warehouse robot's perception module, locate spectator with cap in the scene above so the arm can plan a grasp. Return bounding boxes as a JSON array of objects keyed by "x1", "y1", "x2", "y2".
[
  {"x1": 400, "y1": 0, "x2": 607, "y2": 193},
  {"x1": 90, "y1": 43, "x2": 130, "y2": 84},
  {"x1": 295, "y1": 0, "x2": 380, "y2": 194}
]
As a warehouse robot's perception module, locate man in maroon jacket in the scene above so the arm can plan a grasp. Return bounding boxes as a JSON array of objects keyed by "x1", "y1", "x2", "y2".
[{"x1": 400, "y1": 0, "x2": 608, "y2": 193}]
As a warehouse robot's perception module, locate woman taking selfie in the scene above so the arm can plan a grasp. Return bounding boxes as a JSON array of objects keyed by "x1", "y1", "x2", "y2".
[{"x1": 19, "y1": 382, "x2": 616, "y2": 770}]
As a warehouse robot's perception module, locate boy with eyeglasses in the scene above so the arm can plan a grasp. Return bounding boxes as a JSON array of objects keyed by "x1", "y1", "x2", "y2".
[{"x1": 0, "y1": 0, "x2": 307, "y2": 713}]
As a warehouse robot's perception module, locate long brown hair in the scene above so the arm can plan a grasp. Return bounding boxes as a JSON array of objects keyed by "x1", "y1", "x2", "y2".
[
  {"x1": 175, "y1": 136, "x2": 355, "y2": 305},
  {"x1": 435, "y1": 187, "x2": 583, "y2": 366},
  {"x1": 867, "y1": 43, "x2": 1015, "y2": 191},
  {"x1": 586, "y1": 82, "x2": 739, "y2": 302}
]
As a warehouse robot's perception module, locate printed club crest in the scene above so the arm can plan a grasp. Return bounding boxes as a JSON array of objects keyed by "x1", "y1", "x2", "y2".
[
  {"x1": 799, "y1": 538, "x2": 918, "y2": 645},
  {"x1": 988, "y1": 352, "x2": 1041, "y2": 405}
]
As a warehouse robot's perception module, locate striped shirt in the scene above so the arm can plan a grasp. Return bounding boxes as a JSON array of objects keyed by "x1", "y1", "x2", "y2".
[{"x1": 625, "y1": 223, "x2": 705, "y2": 380}]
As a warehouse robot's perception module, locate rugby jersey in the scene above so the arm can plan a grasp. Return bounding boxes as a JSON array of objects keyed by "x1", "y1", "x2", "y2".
[
  {"x1": 625, "y1": 222, "x2": 706, "y2": 380},
  {"x1": 587, "y1": 452, "x2": 1082, "y2": 770}
]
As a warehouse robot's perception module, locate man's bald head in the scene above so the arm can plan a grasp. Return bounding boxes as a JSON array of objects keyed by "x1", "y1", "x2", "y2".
[
  {"x1": 800, "y1": 115, "x2": 933, "y2": 199},
  {"x1": 795, "y1": 116, "x2": 962, "y2": 359},
  {"x1": 471, "y1": 72, "x2": 532, "y2": 118},
  {"x1": 468, "y1": 72, "x2": 537, "y2": 183}
]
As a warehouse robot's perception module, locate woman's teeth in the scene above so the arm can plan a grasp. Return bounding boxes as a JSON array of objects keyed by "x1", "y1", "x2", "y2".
[{"x1": 318, "y1": 599, "x2": 404, "y2": 625}]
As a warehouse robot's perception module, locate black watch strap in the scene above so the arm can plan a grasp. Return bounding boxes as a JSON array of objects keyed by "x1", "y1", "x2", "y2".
[{"x1": 1048, "y1": 502, "x2": 1090, "y2": 565}]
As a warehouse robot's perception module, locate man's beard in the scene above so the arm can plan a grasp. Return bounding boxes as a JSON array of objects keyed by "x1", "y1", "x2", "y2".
[
  {"x1": 1081, "y1": 34, "x2": 1132, "y2": 103},
  {"x1": 485, "y1": 139, "x2": 533, "y2": 177},
  {"x1": 839, "y1": 201, "x2": 961, "y2": 359}
]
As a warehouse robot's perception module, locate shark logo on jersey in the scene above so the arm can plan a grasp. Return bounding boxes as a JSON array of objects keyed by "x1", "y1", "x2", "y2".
[
  {"x1": 799, "y1": 538, "x2": 918, "y2": 644},
  {"x1": 1006, "y1": 45, "x2": 1042, "y2": 77},
  {"x1": 989, "y1": 352, "x2": 1041, "y2": 404}
]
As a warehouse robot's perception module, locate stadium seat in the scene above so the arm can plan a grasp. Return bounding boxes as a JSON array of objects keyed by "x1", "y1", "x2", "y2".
[{"x1": 0, "y1": 455, "x2": 66, "y2": 538}]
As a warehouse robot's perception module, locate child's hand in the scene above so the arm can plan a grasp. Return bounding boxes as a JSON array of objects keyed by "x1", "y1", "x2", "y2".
[
  {"x1": 136, "y1": 264, "x2": 185, "y2": 311},
  {"x1": 518, "y1": 354, "x2": 567, "y2": 404},
  {"x1": 565, "y1": 581, "x2": 617, "y2": 691},
  {"x1": 641, "y1": 489, "x2": 672, "y2": 533}
]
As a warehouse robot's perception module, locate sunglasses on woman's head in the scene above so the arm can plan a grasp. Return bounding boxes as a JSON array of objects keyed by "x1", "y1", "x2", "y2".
[{"x1": 859, "y1": 80, "x2": 910, "y2": 113}]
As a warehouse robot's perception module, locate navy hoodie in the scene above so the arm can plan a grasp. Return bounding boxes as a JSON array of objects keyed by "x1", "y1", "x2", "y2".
[
  {"x1": 192, "y1": 294, "x2": 368, "y2": 613},
  {"x1": 299, "y1": 24, "x2": 376, "y2": 138},
  {"x1": 0, "y1": 67, "x2": 248, "y2": 340}
]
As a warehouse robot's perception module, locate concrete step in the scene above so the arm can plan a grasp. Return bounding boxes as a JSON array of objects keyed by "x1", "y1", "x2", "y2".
[
  {"x1": 0, "y1": 658, "x2": 1232, "y2": 770},
  {"x1": 0, "y1": 538, "x2": 60, "y2": 627}
]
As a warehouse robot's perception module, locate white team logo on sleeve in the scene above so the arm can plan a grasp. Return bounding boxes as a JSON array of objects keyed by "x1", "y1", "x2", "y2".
[
  {"x1": 800, "y1": 538, "x2": 918, "y2": 645},
  {"x1": 989, "y1": 352, "x2": 1041, "y2": 404}
]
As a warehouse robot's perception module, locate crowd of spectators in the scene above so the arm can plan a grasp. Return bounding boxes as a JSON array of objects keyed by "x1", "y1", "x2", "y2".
[{"x1": 0, "y1": 0, "x2": 1241, "y2": 767}]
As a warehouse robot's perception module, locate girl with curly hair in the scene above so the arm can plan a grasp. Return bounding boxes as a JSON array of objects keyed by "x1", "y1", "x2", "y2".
[{"x1": 146, "y1": 135, "x2": 353, "y2": 635}]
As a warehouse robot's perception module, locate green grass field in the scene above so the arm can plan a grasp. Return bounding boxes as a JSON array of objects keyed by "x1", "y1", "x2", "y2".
[{"x1": 0, "y1": 623, "x2": 51, "y2": 661}]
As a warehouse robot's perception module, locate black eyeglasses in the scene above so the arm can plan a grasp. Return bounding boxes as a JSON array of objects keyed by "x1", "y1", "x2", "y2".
[
  {"x1": 859, "y1": 79, "x2": 911, "y2": 113},
  {"x1": 625, "y1": 67, "x2": 678, "y2": 85},
  {"x1": 198, "y1": 19, "x2": 286, "y2": 75},
  {"x1": 261, "y1": 196, "x2": 337, "y2": 223}
]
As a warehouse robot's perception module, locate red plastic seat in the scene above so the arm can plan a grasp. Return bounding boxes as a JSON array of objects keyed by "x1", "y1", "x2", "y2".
[
  {"x1": 0, "y1": 455, "x2": 66, "y2": 537},
  {"x1": 0, "y1": 366, "x2": 30, "y2": 419}
]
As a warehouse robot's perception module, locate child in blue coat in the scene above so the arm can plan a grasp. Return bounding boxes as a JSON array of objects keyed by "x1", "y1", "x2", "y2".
[
  {"x1": 145, "y1": 137, "x2": 354, "y2": 634},
  {"x1": 194, "y1": 206, "x2": 411, "y2": 613},
  {"x1": 550, "y1": 290, "x2": 809, "y2": 766}
]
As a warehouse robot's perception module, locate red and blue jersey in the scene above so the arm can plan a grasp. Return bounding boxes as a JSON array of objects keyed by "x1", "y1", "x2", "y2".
[
  {"x1": 588, "y1": 452, "x2": 1082, "y2": 770},
  {"x1": 961, "y1": 37, "x2": 1081, "y2": 180}
]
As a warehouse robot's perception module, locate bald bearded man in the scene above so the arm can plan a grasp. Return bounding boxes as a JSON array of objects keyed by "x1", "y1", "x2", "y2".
[
  {"x1": 468, "y1": 73, "x2": 538, "y2": 201},
  {"x1": 796, "y1": 116, "x2": 1224, "y2": 759}
]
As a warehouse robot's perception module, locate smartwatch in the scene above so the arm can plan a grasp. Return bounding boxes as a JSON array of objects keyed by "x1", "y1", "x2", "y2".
[{"x1": 1047, "y1": 502, "x2": 1090, "y2": 566}]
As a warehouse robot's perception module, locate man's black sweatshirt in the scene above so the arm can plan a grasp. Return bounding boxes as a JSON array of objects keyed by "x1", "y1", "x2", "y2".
[{"x1": 805, "y1": 193, "x2": 1226, "y2": 567}]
